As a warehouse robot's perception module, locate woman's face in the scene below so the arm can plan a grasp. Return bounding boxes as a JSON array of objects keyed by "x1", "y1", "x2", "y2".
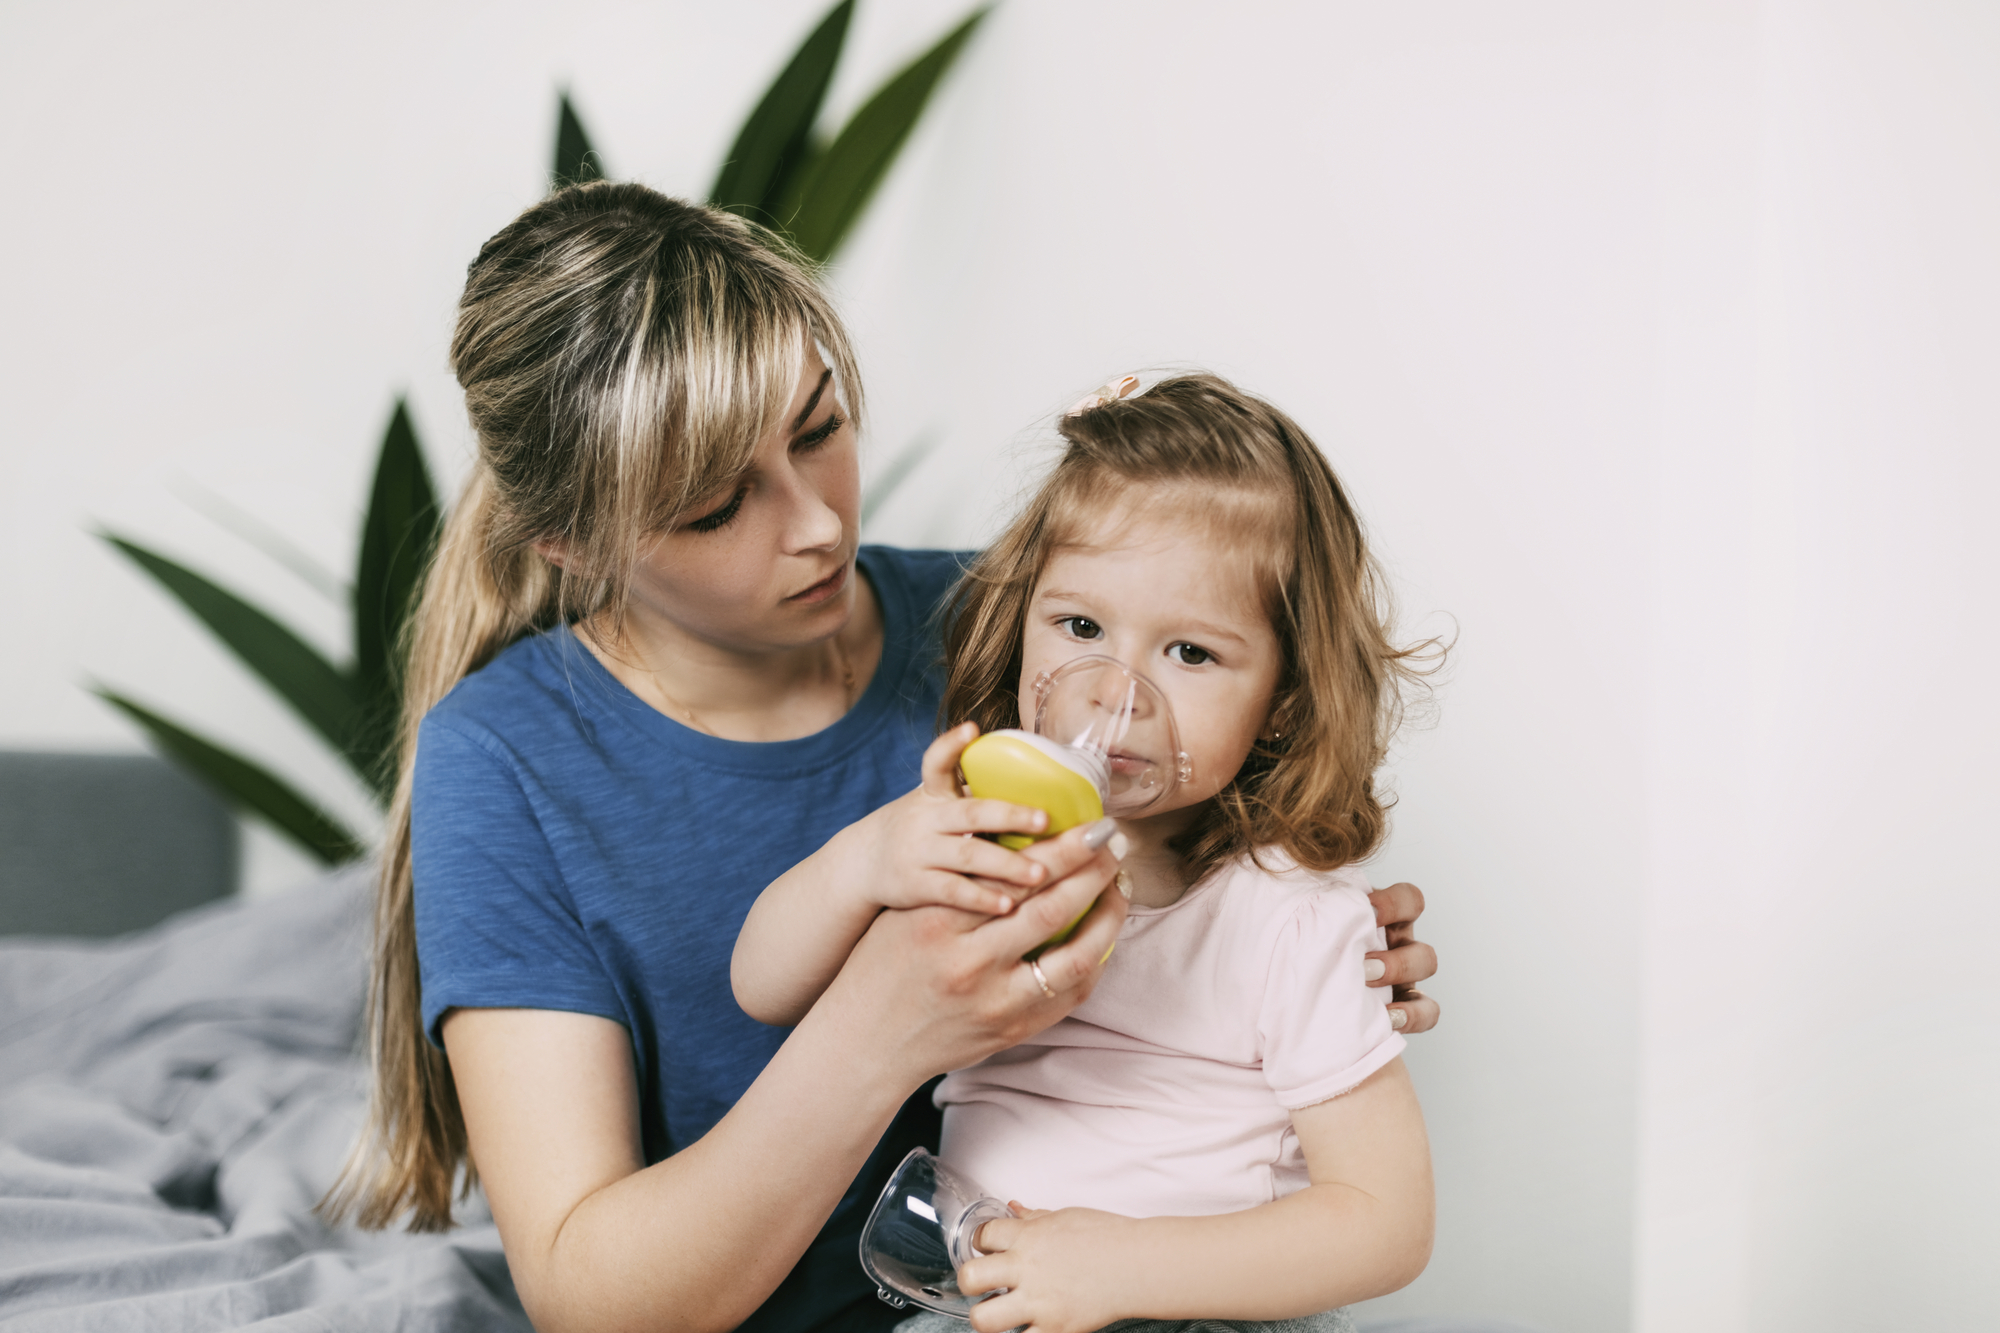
[
  {"x1": 629, "y1": 347, "x2": 861, "y2": 655},
  {"x1": 1017, "y1": 506, "x2": 1283, "y2": 820}
]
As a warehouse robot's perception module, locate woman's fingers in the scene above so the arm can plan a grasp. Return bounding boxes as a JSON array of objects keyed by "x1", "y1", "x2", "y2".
[
  {"x1": 1387, "y1": 987, "x2": 1440, "y2": 1034},
  {"x1": 1025, "y1": 883, "x2": 1124, "y2": 998},
  {"x1": 1364, "y1": 938, "x2": 1437, "y2": 989},
  {"x1": 920, "y1": 722, "x2": 980, "y2": 797},
  {"x1": 1369, "y1": 880, "x2": 1426, "y2": 929}
]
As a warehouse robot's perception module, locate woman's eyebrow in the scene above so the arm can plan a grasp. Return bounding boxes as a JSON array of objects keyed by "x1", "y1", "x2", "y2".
[{"x1": 791, "y1": 369, "x2": 834, "y2": 433}]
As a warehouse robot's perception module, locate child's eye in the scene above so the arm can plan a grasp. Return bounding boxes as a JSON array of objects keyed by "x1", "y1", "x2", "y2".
[
  {"x1": 1057, "y1": 616, "x2": 1103, "y2": 641},
  {"x1": 1168, "y1": 643, "x2": 1212, "y2": 666},
  {"x1": 686, "y1": 487, "x2": 747, "y2": 533}
]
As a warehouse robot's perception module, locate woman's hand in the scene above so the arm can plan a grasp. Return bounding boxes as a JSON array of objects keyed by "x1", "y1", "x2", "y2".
[
  {"x1": 958, "y1": 1205, "x2": 1137, "y2": 1333},
  {"x1": 733, "y1": 724, "x2": 1113, "y2": 1025},
  {"x1": 820, "y1": 819, "x2": 1129, "y2": 1084},
  {"x1": 1367, "y1": 881, "x2": 1439, "y2": 1034}
]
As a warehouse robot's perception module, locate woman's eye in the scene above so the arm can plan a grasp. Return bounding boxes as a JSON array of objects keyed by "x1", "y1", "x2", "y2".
[
  {"x1": 1058, "y1": 616, "x2": 1103, "y2": 641},
  {"x1": 794, "y1": 413, "x2": 845, "y2": 452},
  {"x1": 1169, "y1": 643, "x2": 1212, "y2": 666},
  {"x1": 686, "y1": 488, "x2": 747, "y2": 533}
]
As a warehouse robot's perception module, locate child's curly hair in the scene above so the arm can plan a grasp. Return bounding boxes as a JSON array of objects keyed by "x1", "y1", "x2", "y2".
[{"x1": 942, "y1": 373, "x2": 1439, "y2": 887}]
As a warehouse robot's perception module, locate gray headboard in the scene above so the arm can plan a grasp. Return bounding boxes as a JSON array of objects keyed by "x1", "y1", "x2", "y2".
[{"x1": 0, "y1": 751, "x2": 238, "y2": 937}]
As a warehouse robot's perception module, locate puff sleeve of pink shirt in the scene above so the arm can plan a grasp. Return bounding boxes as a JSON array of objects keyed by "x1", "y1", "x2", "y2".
[{"x1": 935, "y1": 855, "x2": 1405, "y2": 1219}]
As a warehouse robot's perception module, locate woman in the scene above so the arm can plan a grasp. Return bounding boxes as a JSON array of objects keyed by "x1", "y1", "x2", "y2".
[{"x1": 326, "y1": 182, "x2": 1438, "y2": 1333}]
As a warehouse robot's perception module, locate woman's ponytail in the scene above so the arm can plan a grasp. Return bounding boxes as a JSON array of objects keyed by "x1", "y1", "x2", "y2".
[
  {"x1": 321, "y1": 180, "x2": 860, "y2": 1230},
  {"x1": 324, "y1": 466, "x2": 562, "y2": 1231}
]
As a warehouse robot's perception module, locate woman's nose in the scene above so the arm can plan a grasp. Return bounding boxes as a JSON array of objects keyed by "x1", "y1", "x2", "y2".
[{"x1": 781, "y1": 476, "x2": 844, "y2": 554}]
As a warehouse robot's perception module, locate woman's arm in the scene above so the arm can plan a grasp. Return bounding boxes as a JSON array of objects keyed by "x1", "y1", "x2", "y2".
[
  {"x1": 959, "y1": 1058, "x2": 1434, "y2": 1333},
  {"x1": 448, "y1": 830, "x2": 1129, "y2": 1333},
  {"x1": 734, "y1": 723, "x2": 1075, "y2": 1026}
]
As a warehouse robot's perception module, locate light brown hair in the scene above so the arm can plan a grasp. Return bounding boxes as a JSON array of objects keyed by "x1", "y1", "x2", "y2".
[
  {"x1": 942, "y1": 373, "x2": 1437, "y2": 888},
  {"x1": 322, "y1": 182, "x2": 861, "y2": 1231}
]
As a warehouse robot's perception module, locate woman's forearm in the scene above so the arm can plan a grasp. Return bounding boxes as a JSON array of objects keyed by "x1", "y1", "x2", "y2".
[{"x1": 496, "y1": 998, "x2": 917, "y2": 1333}]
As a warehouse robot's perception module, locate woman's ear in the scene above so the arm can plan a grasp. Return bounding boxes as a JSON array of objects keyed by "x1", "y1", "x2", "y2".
[{"x1": 531, "y1": 538, "x2": 569, "y2": 570}]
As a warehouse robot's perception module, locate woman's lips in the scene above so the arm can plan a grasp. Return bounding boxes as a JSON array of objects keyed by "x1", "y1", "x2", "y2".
[{"x1": 788, "y1": 561, "x2": 849, "y2": 605}]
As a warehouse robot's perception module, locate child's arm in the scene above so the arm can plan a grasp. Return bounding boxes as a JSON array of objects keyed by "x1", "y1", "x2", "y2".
[
  {"x1": 959, "y1": 1057, "x2": 1434, "y2": 1333},
  {"x1": 733, "y1": 723, "x2": 1082, "y2": 1026}
]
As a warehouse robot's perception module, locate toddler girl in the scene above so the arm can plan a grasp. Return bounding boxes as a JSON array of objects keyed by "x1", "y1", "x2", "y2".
[{"x1": 735, "y1": 373, "x2": 1436, "y2": 1333}]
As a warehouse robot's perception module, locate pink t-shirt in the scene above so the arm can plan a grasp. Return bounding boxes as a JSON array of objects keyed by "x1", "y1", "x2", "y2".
[{"x1": 935, "y1": 855, "x2": 1404, "y2": 1219}]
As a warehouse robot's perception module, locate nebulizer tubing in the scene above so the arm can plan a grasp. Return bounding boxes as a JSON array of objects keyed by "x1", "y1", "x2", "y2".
[{"x1": 859, "y1": 658, "x2": 1192, "y2": 1316}]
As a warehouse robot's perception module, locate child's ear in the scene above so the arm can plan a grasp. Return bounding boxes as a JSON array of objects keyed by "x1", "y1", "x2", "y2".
[{"x1": 532, "y1": 537, "x2": 570, "y2": 570}]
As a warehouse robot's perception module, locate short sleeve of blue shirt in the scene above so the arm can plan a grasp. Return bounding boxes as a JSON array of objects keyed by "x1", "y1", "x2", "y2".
[{"x1": 411, "y1": 546, "x2": 969, "y2": 1333}]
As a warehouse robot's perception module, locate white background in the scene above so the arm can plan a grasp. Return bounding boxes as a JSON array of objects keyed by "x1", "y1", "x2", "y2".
[{"x1": 3, "y1": 2, "x2": 1995, "y2": 1330}]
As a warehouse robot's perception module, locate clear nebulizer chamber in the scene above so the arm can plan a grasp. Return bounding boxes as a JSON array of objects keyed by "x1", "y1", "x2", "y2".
[{"x1": 859, "y1": 1148, "x2": 1013, "y2": 1318}]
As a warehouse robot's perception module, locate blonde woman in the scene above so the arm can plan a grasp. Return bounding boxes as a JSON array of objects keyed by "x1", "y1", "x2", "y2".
[{"x1": 327, "y1": 182, "x2": 1439, "y2": 1333}]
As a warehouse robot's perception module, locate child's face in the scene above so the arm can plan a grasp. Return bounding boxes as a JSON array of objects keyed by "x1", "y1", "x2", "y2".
[{"x1": 1019, "y1": 508, "x2": 1283, "y2": 822}]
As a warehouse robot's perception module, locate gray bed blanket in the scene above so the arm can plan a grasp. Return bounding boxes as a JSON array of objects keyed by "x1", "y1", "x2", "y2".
[{"x1": 0, "y1": 866, "x2": 529, "y2": 1331}]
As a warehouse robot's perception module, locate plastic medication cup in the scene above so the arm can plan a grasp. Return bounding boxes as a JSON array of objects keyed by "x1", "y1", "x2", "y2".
[{"x1": 859, "y1": 1148, "x2": 1012, "y2": 1318}]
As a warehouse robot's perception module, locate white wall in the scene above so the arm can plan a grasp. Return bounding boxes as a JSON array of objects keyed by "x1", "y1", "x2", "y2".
[{"x1": 1, "y1": 2, "x2": 1993, "y2": 1330}]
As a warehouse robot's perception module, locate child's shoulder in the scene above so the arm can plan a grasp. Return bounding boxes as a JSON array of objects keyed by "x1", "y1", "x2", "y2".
[{"x1": 1203, "y1": 850, "x2": 1377, "y2": 929}]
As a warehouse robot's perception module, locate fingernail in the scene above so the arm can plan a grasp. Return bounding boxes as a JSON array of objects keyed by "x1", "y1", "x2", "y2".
[
  {"x1": 1106, "y1": 831, "x2": 1130, "y2": 861},
  {"x1": 1115, "y1": 868, "x2": 1134, "y2": 899},
  {"x1": 1080, "y1": 818, "x2": 1118, "y2": 850},
  {"x1": 1389, "y1": 1008, "x2": 1408, "y2": 1030},
  {"x1": 1364, "y1": 958, "x2": 1386, "y2": 982}
]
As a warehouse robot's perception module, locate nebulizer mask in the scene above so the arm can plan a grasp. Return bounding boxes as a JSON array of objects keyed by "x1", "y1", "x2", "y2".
[{"x1": 859, "y1": 657, "x2": 1190, "y2": 1318}]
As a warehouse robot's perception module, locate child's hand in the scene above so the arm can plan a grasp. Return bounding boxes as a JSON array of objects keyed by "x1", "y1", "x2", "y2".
[
  {"x1": 846, "y1": 723, "x2": 1061, "y2": 917},
  {"x1": 959, "y1": 1203, "x2": 1140, "y2": 1333}
]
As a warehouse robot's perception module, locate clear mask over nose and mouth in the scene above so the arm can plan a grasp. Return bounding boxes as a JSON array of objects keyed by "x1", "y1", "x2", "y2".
[
  {"x1": 956, "y1": 656, "x2": 1193, "y2": 852},
  {"x1": 1028, "y1": 654, "x2": 1193, "y2": 818}
]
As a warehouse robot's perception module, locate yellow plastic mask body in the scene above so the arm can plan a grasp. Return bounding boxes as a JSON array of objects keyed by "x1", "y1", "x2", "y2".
[
  {"x1": 959, "y1": 730, "x2": 1106, "y2": 851},
  {"x1": 960, "y1": 730, "x2": 1109, "y2": 952}
]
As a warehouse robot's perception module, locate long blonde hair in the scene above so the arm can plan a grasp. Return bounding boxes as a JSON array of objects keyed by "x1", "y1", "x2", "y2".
[
  {"x1": 943, "y1": 374, "x2": 1437, "y2": 888},
  {"x1": 322, "y1": 182, "x2": 862, "y2": 1231}
]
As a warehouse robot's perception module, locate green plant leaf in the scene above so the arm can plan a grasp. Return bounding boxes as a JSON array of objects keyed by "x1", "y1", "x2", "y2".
[
  {"x1": 861, "y1": 432, "x2": 938, "y2": 527},
  {"x1": 553, "y1": 92, "x2": 607, "y2": 189},
  {"x1": 352, "y1": 400, "x2": 440, "y2": 794},
  {"x1": 710, "y1": 0, "x2": 853, "y2": 222},
  {"x1": 101, "y1": 533, "x2": 364, "y2": 765},
  {"x1": 778, "y1": 6, "x2": 988, "y2": 261},
  {"x1": 95, "y1": 688, "x2": 365, "y2": 866}
]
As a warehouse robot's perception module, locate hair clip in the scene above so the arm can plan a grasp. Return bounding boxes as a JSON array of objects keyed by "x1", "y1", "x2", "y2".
[{"x1": 1063, "y1": 374, "x2": 1141, "y2": 418}]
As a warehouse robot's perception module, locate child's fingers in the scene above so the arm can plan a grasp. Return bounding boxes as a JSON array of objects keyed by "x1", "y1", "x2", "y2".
[
  {"x1": 919, "y1": 723, "x2": 980, "y2": 798},
  {"x1": 941, "y1": 833, "x2": 1050, "y2": 891},
  {"x1": 915, "y1": 871, "x2": 1016, "y2": 917},
  {"x1": 938, "y1": 796, "x2": 1050, "y2": 840},
  {"x1": 970, "y1": 1215, "x2": 1022, "y2": 1254}
]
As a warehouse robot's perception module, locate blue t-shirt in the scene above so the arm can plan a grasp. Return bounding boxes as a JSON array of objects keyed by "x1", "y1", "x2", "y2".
[{"x1": 411, "y1": 545, "x2": 968, "y2": 1333}]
